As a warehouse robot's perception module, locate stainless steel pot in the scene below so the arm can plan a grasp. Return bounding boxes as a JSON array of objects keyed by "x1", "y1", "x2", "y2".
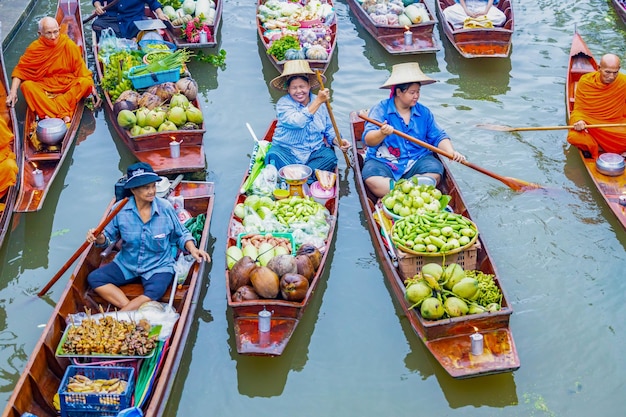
[
  {"x1": 36, "y1": 118, "x2": 67, "y2": 145},
  {"x1": 595, "y1": 153, "x2": 625, "y2": 176}
]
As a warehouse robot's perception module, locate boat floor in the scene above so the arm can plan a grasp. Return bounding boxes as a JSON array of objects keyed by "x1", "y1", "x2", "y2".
[
  {"x1": 377, "y1": 33, "x2": 439, "y2": 55},
  {"x1": 134, "y1": 146, "x2": 206, "y2": 175},
  {"x1": 579, "y1": 152, "x2": 626, "y2": 226},
  {"x1": 234, "y1": 317, "x2": 298, "y2": 356}
]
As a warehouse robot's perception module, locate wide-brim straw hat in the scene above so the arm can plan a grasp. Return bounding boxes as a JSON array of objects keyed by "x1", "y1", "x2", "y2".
[
  {"x1": 380, "y1": 62, "x2": 436, "y2": 89},
  {"x1": 270, "y1": 59, "x2": 326, "y2": 91}
]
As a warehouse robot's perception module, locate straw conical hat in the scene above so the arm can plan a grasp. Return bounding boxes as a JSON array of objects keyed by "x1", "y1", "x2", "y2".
[
  {"x1": 380, "y1": 62, "x2": 436, "y2": 89},
  {"x1": 271, "y1": 60, "x2": 326, "y2": 91}
]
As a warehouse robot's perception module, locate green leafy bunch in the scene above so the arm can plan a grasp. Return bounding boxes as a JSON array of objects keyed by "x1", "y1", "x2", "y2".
[{"x1": 267, "y1": 36, "x2": 300, "y2": 61}]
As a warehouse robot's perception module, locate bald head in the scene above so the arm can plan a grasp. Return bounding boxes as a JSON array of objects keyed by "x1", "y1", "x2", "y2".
[
  {"x1": 598, "y1": 54, "x2": 621, "y2": 85},
  {"x1": 37, "y1": 16, "x2": 60, "y2": 44},
  {"x1": 38, "y1": 17, "x2": 58, "y2": 33}
]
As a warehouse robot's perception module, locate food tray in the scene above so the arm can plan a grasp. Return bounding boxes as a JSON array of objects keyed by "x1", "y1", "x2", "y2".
[
  {"x1": 397, "y1": 241, "x2": 481, "y2": 280},
  {"x1": 59, "y1": 365, "x2": 135, "y2": 417},
  {"x1": 138, "y1": 39, "x2": 176, "y2": 52},
  {"x1": 236, "y1": 232, "x2": 296, "y2": 255},
  {"x1": 128, "y1": 64, "x2": 180, "y2": 89},
  {"x1": 55, "y1": 324, "x2": 159, "y2": 359}
]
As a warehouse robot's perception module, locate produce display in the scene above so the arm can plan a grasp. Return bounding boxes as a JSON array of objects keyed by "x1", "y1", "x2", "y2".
[
  {"x1": 404, "y1": 262, "x2": 503, "y2": 321},
  {"x1": 259, "y1": 0, "x2": 335, "y2": 61},
  {"x1": 358, "y1": 0, "x2": 431, "y2": 26},
  {"x1": 60, "y1": 315, "x2": 158, "y2": 356},
  {"x1": 64, "y1": 374, "x2": 129, "y2": 395},
  {"x1": 382, "y1": 177, "x2": 451, "y2": 218},
  {"x1": 391, "y1": 211, "x2": 478, "y2": 254}
]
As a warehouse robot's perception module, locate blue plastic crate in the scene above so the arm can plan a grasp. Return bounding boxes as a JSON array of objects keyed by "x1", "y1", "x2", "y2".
[
  {"x1": 59, "y1": 365, "x2": 135, "y2": 417},
  {"x1": 128, "y1": 64, "x2": 180, "y2": 89}
]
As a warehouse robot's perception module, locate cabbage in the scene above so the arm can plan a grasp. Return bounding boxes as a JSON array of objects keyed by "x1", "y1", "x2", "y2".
[
  {"x1": 195, "y1": 0, "x2": 212, "y2": 19},
  {"x1": 182, "y1": 0, "x2": 196, "y2": 15}
]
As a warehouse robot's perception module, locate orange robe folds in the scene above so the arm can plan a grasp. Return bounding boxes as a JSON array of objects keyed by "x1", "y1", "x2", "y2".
[
  {"x1": 567, "y1": 71, "x2": 626, "y2": 159},
  {"x1": 12, "y1": 34, "x2": 93, "y2": 121},
  {"x1": 0, "y1": 116, "x2": 18, "y2": 201}
]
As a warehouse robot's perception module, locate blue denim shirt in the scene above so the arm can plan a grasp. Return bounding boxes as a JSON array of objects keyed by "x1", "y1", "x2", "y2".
[
  {"x1": 93, "y1": 0, "x2": 163, "y2": 39},
  {"x1": 272, "y1": 92, "x2": 336, "y2": 164},
  {"x1": 102, "y1": 196, "x2": 194, "y2": 280},
  {"x1": 363, "y1": 98, "x2": 448, "y2": 180}
]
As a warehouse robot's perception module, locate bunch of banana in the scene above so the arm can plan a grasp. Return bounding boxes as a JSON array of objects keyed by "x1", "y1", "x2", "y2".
[{"x1": 66, "y1": 374, "x2": 128, "y2": 395}]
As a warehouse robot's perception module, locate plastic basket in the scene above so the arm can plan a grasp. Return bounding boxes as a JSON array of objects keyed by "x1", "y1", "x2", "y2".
[
  {"x1": 59, "y1": 365, "x2": 135, "y2": 417},
  {"x1": 236, "y1": 232, "x2": 296, "y2": 255},
  {"x1": 128, "y1": 64, "x2": 180, "y2": 89},
  {"x1": 396, "y1": 241, "x2": 481, "y2": 280}
]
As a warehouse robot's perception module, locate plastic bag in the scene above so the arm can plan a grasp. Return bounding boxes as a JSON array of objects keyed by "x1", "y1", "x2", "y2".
[
  {"x1": 252, "y1": 165, "x2": 278, "y2": 197},
  {"x1": 174, "y1": 253, "x2": 195, "y2": 284},
  {"x1": 168, "y1": 195, "x2": 192, "y2": 223}
]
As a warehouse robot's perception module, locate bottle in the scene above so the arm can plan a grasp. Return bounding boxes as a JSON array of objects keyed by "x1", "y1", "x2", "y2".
[{"x1": 199, "y1": 28, "x2": 208, "y2": 43}]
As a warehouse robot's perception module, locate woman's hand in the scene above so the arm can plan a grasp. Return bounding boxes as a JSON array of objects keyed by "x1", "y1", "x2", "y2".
[
  {"x1": 450, "y1": 150, "x2": 466, "y2": 162},
  {"x1": 94, "y1": 1, "x2": 105, "y2": 15},
  {"x1": 572, "y1": 120, "x2": 586, "y2": 131},
  {"x1": 190, "y1": 247, "x2": 211, "y2": 263},
  {"x1": 87, "y1": 228, "x2": 105, "y2": 245},
  {"x1": 317, "y1": 88, "x2": 330, "y2": 103},
  {"x1": 379, "y1": 122, "x2": 394, "y2": 137}
]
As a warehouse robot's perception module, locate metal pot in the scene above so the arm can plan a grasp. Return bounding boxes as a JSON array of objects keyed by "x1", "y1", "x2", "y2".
[
  {"x1": 595, "y1": 153, "x2": 625, "y2": 176},
  {"x1": 36, "y1": 118, "x2": 67, "y2": 145}
]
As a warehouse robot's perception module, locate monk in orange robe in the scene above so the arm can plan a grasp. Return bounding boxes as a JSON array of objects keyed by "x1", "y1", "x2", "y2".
[
  {"x1": 5, "y1": 16, "x2": 94, "y2": 123},
  {"x1": 567, "y1": 53, "x2": 626, "y2": 160},
  {"x1": 0, "y1": 116, "x2": 18, "y2": 206}
]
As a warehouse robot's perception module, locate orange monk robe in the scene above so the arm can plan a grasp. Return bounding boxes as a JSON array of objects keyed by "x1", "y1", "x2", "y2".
[
  {"x1": 11, "y1": 34, "x2": 94, "y2": 121},
  {"x1": 0, "y1": 116, "x2": 18, "y2": 201},
  {"x1": 567, "y1": 71, "x2": 626, "y2": 159}
]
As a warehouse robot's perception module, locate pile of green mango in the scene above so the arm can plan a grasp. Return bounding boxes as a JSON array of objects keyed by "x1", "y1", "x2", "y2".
[{"x1": 404, "y1": 262, "x2": 503, "y2": 321}]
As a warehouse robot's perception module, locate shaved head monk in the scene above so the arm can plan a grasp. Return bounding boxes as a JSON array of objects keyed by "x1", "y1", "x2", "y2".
[
  {"x1": 568, "y1": 53, "x2": 626, "y2": 159},
  {"x1": 6, "y1": 16, "x2": 94, "y2": 123}
]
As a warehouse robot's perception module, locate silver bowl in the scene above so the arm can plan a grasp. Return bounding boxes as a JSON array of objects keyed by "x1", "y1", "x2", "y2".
[
  {"x1": 279, "y1": 164, "x2": 313, "y2": 184},
  {"x1": 595, "y1": 153, "x2": 625, "y2": 176},
  {"x1": 36, "y1": 118, "x2": 67, "y2": 145}
]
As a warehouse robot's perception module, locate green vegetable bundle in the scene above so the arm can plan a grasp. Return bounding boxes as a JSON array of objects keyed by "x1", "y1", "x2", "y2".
[
  {"x1": 132, "y1": 49, "x2": 193, "y2": 75},
  {"x1": 240, "y1": 141, "x2": 271, "y2": 194},
  {"x1": 267, "y1": 36, "x2": 300, "y2": 61}
]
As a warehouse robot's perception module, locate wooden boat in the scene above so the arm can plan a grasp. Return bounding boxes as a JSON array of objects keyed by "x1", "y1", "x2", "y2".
[
  {"x1": 225, "y1": 120, "x2": 338, "y2": 355},
  {"x1": 346, "y1": 0, "x2": 439, "y2": 55},
  {"x1": 92, "y1": 30, "x2": 206, "y2": 175},
  {"x1": 14, "y1": 0, "x2": 88, "y2": 212},
  {"x1": 0, "y1": 36, "x2": 22, "y2": 248},
  {"x1": 2, "y1": 180, "x2": 215, "y2": 417},
  {"x1": 163, "y1": 0, "x2": 223, "y2": 49},
  {"x1": 256, "y1": 0, "x2": 338, "y2": 74},
  {"x1": 611, "y1": 0, "x2": 626, "y2": 25},
  {"x1": 349, "y1": 111, "x2": 520, "y2": 378},
  {"x1": 435, "y1": 0, "x2": 514, "y2": 58},
  {"x1": 566, "y1": 32, "x2": 626, "y2": 229}
]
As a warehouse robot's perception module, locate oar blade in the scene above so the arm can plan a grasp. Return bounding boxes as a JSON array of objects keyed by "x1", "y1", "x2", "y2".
[{"x1": 475, "y1": 123, "x2": 516, "y2": 132}]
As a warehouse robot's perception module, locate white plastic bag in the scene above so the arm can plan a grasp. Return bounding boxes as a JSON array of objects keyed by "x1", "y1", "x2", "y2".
[{"x1": 174, "y1": 253, "x2": 195, "y2": 284}]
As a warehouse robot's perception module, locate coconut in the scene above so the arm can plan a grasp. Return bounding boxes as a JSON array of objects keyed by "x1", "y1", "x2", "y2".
[
  {"x1": 296, "y1": 243, "x2": 322, "y2": 270},
  {"x1": 158, "y1": 121, "x2": 178, "y2": 132},
  {"x1": 267, "y1": 254, "x2": 297, "y2": 277},
  {"x1": 443, "y1": 263, "x2": 465, "y2": 290},
  {"x1": 250, "y1": 266, "x2": 280, "y2": 298},
  {"x1": 176, "y1": 77, "x2": 199, "y2": 101},
  {"x1": 404, "y1": 281, "x2": 432, "y2": 306},
  {"x1": 229, "y1": 256, "x2": 257, "y2": 291},
  {"x1": 167, "y1": 106, "x2": 187, "y2": 127},
  {"x1": 147, "y1": 82, "x2": 178, "y2": 102},
  {"x1": 444, "y1": 297, "x2": 469, "y2": 317},
  {"x1": 117, "y1": 109, "x2": 136, "y2": 129},
  {"x1": 421, "y1": 263, "x2": 444, "y2": 282},
  {"x1": 226, "y1": 246, "x2": 243, "y2": 270},
  {"x1": 295, "y1": 254, "x2": 315, "y2": 282},
  {"x1": 452, "y1": 277, "x2": 479, "y2": 300},
  {"x1": 113, "y1": 100, "x2": 137, "y2": 116},
  {"x1": 279, "y1": 273, "x2": 309, "y2": 301},
  {"x1": 232, "y1": 285, "x2": 260, "y2": 302},
  {"x1": 170, "y1": 93, "x2": 190, "y2": 109},
  {"x1": 185, "y1": 104, "x2": 204, "y2": 124},
  {"x1": 116, "y1": 90, "x2": 141, "y2": 107},
  {"x1": 420, "y1": 297, "x2": 445, "y2": 320},
  {"x1": 138, "y1": 92, "x2": 162, "y2": 110},
  {"x1": 468, "y1": 303, "x2": 487, "y2": 315},
  {"x1": 486, "y1": 303, "x2": 501, "y2": 312}
]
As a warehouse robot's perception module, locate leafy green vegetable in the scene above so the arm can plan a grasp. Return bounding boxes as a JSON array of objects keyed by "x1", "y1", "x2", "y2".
[
  {"x1": 267, "y1": 36, "x2": 300, "y2": 61},
  {"x1": 240, "y1": 141, "x2": 272, "y2": 194},
  {"x1": 194, "y1": 49, "x2": 227, "y2": 69}
]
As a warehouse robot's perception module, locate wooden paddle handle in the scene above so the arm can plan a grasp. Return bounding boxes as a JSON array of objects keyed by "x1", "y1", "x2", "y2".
[
  {"x1": 82, "y1": 0, "x2": 120, "y2": 24},
  {"x1": 37, "y1": 197, "x2": 129, "y2": 297},
  {"x1": 515, "y1": 123, "x2": 626, "y2": 132},
  {"x1": 315, "y1": 71, "x2": 351, "y2": 168}
]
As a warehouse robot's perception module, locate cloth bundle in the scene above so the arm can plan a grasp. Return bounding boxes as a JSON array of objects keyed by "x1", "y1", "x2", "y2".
[{"x1": 463, "y1": 15, "x2": 494, "y2": 28}]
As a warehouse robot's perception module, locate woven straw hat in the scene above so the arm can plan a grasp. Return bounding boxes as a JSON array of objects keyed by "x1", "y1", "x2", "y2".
[
  {"x1": 380, "y1": 62, "x2": 436, "y2": 89},
  {"x1": 270, "y1": 60, "x2": 326, "y2": 91}
]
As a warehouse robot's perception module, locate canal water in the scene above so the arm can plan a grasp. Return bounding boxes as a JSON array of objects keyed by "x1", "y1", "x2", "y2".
[{"x1": 0, "y1": 0, "x2": 625, "y2": 415}]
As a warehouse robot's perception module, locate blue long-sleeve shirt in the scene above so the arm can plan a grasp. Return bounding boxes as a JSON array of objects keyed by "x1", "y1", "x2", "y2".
[
  {"x1": 271, "y1": 92, "x2": 336, "y2": 164},
  {"x1": 363, "y1": 98, "x2": 448, "y2": 180},
  {"x1": 101, "y1": 196, "x2": 194, "y2": 280},
  {"x1": 93, "y1": 0, "x2": 163, "y2": 39}
]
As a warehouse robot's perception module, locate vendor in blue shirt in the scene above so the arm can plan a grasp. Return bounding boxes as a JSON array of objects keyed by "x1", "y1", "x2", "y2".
[
  {"x1": 362, "y1": 62, "x2": 466, "y2": 198},
  {"x1": 265, "y1": 60, "x2": 350, "y2": 180},
  {"x1": 86, "y1": 162, "x2": 211, "y2": 311},
  {"x1": 91, "y1": 0, "x2": 170, "y2": 41}
]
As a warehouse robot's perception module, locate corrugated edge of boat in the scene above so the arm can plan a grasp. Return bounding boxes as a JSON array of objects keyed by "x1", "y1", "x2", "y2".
[
  {"x1": 566, "y1": 32, "x2": 626, "y2": 229},
  {"x1": 349, "y1": 110, "x2": 519, "y2": 378},
  {"x1": 346, "y1": 0, "x2": 439, "y2": 55},
  {"x1": 164, "y1": 0, "x2": 223, "y2": 49},
  {"x1": 2, "y1": 180, "x2": 215, "y2": 417},
  {"x1": 92, "y1": 30, "x2": 206, "y2": 176},
  {"x1": 435, "y1": 0, "x2": 514, "y2": 58},
  {"x1": 256, "y1": 0, "x2": 338, "y2": 74},
  {"x1": 0, "y1": 33, "x2": 22, "y2": 248},
  {"x1": 225, "y1": 120, "x2": 338, "y2": 355},
  {"x1": 15, "y1": 0, "x2": 87, "y2": 212}
]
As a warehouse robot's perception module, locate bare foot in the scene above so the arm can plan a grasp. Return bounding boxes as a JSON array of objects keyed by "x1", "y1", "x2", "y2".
[{"x1": 62, "y1": 116, "x2": 70, "y2": 123}]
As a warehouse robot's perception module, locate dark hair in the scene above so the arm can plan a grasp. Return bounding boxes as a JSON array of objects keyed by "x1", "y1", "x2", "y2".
[
  {"x1": 285, "y1": 75, "x2": 311, "y2": 89},
  {"x1": 392, "y1": 82, "x2": 421, "y2": 96}
]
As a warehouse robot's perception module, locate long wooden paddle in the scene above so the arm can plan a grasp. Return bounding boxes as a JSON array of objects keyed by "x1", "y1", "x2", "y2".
[
  {"x1": 82, "y1": 0, "x2": 120, "y2": 24},
  {"x1": 476, "y1": 122, "x2": 626, "y2": 132},
  {"x1": 315, "y1": 70, "x2": 351, "y2": 168},
  {"x1": 359, "y1": 114, "x2": 543, "y2": 192},
  {"x1": 37, "y1": 197, "x2": 129, "y2": 297}
]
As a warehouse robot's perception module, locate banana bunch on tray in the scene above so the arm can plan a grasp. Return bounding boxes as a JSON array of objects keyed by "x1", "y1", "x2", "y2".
[{"x1": 66, "y1": 374, "x2": 128, "y2": 395}]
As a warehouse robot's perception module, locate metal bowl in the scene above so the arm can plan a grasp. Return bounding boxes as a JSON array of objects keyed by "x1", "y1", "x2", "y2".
[
  {"x1": 36, "y1": 118, "x2": 67, "y2": 145},
  {"x1": 595, "y1": 153, "x2": 625, "y2": 176},
  {"x1": 278, "y1": 164, "x2": 313, "y2": 184}
]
